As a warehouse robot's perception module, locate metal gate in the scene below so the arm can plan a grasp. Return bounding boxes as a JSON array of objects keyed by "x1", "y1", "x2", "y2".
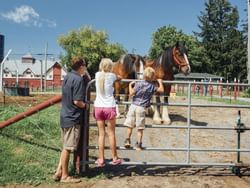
[{"x1": 81, "y1": 79, "x2": 250, "y2": 176}]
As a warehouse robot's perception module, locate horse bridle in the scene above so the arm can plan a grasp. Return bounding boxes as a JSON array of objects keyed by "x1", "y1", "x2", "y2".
[{"x1": 172, "y1": 47, "x2": 190, "y2": 72}]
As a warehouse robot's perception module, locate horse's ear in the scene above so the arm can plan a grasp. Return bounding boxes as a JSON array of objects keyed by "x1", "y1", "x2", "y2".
[
  {"x1": 176, "y1": 41, "x2": 180, "y2": 47},
  {"x1": 176, "y1": 41, "x2": 186, "y2": 47}
]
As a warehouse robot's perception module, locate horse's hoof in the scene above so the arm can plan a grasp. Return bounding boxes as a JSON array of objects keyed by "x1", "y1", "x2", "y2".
[
  {"x1": 153, "y1": 119, "x2": 162, "y2": 125},
  {"x1": 163, "y1": 119, "x2": 171, "y2": 125}
]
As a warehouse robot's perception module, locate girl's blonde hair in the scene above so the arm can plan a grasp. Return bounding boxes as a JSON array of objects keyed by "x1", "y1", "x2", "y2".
[
  {"x1": 99, "y1": 58, "x2": 113, "y2": 72},
  {"x1": 143, "y1": 67, "x2": 155, "y2": 81},
  {"x1": 98, "y1": 58, "x2": 113, "y2": 94}
]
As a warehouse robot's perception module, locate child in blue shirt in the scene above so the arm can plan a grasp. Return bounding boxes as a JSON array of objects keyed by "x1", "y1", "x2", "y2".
[{"x1": 124, "y1": 67, "x2": 164, "y2": 150}]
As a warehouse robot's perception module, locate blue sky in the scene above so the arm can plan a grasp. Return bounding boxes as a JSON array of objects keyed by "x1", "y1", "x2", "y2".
[{"x1": 0, "y1": 0, "x2": 247, "y2": 59}]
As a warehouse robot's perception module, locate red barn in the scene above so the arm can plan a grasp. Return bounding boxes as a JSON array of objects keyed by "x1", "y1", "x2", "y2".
[{"x1": 3, "y1": 53, "x2": 67, "y2": 91}]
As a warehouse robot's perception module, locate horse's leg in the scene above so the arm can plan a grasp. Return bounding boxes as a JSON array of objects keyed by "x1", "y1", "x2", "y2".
[
  {"x1": 153, "y1": 94, "x2": 162, "y2": 124},
  {"x1": 146, "y1": 105, "x2": 154, "y2": 116},
  {"x1": 162, "y1": 96, "x2": 171, "y2": 125},
  {"x1": 124, "y1": 86, "x2": 129, "y2": 115}
]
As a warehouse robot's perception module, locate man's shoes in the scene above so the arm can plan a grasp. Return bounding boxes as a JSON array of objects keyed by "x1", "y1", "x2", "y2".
[
  {"x1": 135, "y1": 142, "x2": 143, "y2": 151},
  {"x1": 124, "y1": 138, "x2": 131, "y2": 148},
  {"x1": 60, "y1": 176, "x2": 81, "y2": 183},
  {"x1": 52, "y1": 174, "x2": 61, "y2": 181}
]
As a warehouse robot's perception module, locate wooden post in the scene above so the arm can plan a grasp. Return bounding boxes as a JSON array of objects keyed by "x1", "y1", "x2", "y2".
[
  {"x1": 200, "y1": 80, "x2": 204, "y2": 96},
  {"x1": 219, "y1": 78, "x2": 222, "y2": 98},
  {"x1": 226, "y1": 80, "x2": 229, "y2": 96},
  {"x1": 234, "y1": 78, "x2": 237, "y2": 100},
  {"x1": 193, "y1": 80, "x2": 196, "y2": 95},
  {"x1": 237, "y1": 79, "x2": 240, "y2": 97},
  {"x1": 209, "y1": 78, "x2": 213, "y2": 97},
  {"x1": 74, "y1": 75, "x2": 91, "y2": 174},
  {"x1": 216, "y1": 80, "x2": 219, "y2": 95}
]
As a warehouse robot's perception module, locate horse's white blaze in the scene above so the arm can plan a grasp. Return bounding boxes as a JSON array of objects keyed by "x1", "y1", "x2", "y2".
[
  {"x1": 135, "y1": 59, "x2": 144, "y2": 79},
  {"x1": 138, "y1": 60, "x2": 144, "y2": 79},
  {"x1": 184, "y1": 54, "x2": 191, "y2": 73}
]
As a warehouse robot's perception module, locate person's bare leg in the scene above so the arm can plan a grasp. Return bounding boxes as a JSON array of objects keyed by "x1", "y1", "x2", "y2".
[
  {"x1": 97, "y1": 120, "x2": 105, "y2": 162},
  {"x1": 107, "y1": 119, "x2": 118, "y2": 160},
  {"x1": 126, "y1": 127, "x2": 133, "y2": 139},
  {"x1": 55, "y1": 153, "x2": 62, "y2": 177},
  {"x1": 61, "y1": 149, "x2": 70, "y2": 179},
  {"x1": 137, "y1": 129, "x2": 143, "y2": 143}
]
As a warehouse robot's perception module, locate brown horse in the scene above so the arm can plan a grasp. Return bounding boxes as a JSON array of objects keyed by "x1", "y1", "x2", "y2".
[
  {"x1": 144, "y1": 41, "x2": 191, "y2": 124},
  {"x1": 112, "y1": 54, "x2": 145, "y2": 116}
]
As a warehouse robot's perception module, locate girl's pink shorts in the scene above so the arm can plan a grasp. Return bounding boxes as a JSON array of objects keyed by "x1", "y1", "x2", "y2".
[{"x1": 93, "y1": 107, "x2": 116, "y2": 121}]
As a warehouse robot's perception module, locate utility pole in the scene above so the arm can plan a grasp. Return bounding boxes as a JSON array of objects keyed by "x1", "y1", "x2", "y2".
[
  {"x1": 14, "y1": 60, "x2": 19, "y2": 86},
  {"x1": 0, "y1": 49, "x2": 12, "y2": 92},
  {"x1": 40, "y1": 60, "x2": 43, "y2": 92},
  {"x1": 248, "y1": 0, "x2": 250, "y2": 83},
  {"x1": 36, "y1": 43, "x2": 52, "y2": 92},
  {"x1": 44, "y1": 42, "x2": 48, "y2": 92}
]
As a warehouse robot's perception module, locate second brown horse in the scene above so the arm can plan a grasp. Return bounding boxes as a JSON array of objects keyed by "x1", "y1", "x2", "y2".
[{"x1": 144, "y1": 41, "x2": 191, "y2": 124}]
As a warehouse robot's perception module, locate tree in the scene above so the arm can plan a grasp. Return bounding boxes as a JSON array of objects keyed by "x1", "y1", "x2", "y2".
[
  {"x1": 195, "y1": 0, "x2": 247, "y2": 81},
  {"x1": 148, "y1": 25, "x2": 209, "y2": 73},
  {"x1": 58, "y1": 26, "x2": 126, "y2": 76}
]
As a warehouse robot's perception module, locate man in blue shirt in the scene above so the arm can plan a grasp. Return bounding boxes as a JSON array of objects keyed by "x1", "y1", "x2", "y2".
[{"x1": 53, "y1": 57, "x2": 88, "y2": 183}]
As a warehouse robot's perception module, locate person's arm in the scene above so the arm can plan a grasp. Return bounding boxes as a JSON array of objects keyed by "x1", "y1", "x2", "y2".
[
  {"x1": 83, "y1": 70, "x2": 91, "y2": 82},
  {"x1": 116, "y1": 74, "x2": 122, "y2": 81},
  {"x1": 73, "y1": 100, "x2": 88, "y2": 109},
  {"x1": 156, "y1": 79, "x2": 164, "y2": 93},
  {"x1": 129, "y1": 81, "x2": 136, "y2": 96},
  {"x1": 73, "y1": 77, "x2": 89, "y2": 109}
]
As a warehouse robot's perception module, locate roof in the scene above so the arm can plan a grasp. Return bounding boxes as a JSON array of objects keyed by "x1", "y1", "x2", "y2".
[
  {"x1": 3, "y1": 58, "x2": 62, "y2": 75},
  {"x1": 22, "y1": 53, "x2": 34, "y2": 59},
  {"x1": 174, "y1": 72, "x2": 223, "y2": 80}
]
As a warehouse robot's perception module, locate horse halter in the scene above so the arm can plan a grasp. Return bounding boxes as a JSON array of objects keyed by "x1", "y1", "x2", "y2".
[{"x1": 172, "y1": 46, "x2": 191, "y2": 72}]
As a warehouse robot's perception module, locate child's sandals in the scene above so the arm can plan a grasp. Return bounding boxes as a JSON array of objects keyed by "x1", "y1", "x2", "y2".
[
  {"x1": 95, "y1": 158, "x2": 105, "y2": 167},
  {"x1": 111, "y1": 158, "x2": 123, "y2": 165}
]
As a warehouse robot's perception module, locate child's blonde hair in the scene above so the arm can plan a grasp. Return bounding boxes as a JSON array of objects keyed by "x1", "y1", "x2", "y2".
[
  {"x1": 99, "y1": 58, "x2": 113, "y2": 72},
  {"x1": 98, "y1": 58, "x2": 113, "y2": 94},
  {"x1": 143, "y1": 67, "x2": 155, "y2": 81}
]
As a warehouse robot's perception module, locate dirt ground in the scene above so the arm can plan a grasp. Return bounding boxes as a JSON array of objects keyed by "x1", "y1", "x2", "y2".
[{"x1": 1, "y1": 93, "x2": 250, "y2": 188}]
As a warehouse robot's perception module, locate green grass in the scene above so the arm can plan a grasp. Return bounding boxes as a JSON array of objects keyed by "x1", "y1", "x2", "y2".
[
  {"x1": 0, "y1": 104, "x2": 62, "y2": 186},
  {"x1": 175, "y1": 91, "x2": 250, "y2": 105},
  {"x1": 193, "y1": 95, "x2": 250, "y2": 105}
]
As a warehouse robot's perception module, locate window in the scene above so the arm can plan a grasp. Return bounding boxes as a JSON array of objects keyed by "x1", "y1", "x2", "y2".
[{"x1": 26, "y1": 69, "x2": 32, "y2": 74}]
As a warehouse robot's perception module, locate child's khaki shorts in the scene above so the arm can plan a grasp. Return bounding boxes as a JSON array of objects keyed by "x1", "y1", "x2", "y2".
[{"x1": 124, "y1": 104, "x2": 146, "y2": 130}]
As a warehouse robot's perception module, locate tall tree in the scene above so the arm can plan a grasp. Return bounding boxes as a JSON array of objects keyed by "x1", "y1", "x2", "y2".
[
  {"x1": 195, "y1": 0, "x2": 247, "y2": 81},
  {"x1": 58, "y1": 26, "x2": 126, "y2": 76},
  {"x1": 149, "y1": 25, "x2": 209, "y2": 73}
]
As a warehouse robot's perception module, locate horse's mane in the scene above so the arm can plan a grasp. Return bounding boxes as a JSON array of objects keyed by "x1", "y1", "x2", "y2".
[
  {"x1": 157, "y1": 47, "x2": 173, "y2": 70},
  {"x1": 118, "y1": 54, "x2": 134, "y2": 74}
]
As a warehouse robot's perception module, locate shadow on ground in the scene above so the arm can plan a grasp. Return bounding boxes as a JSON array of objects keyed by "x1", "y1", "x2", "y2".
[{"x1": 81, "y1": 162, "x2": 250, "y2": 179}]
